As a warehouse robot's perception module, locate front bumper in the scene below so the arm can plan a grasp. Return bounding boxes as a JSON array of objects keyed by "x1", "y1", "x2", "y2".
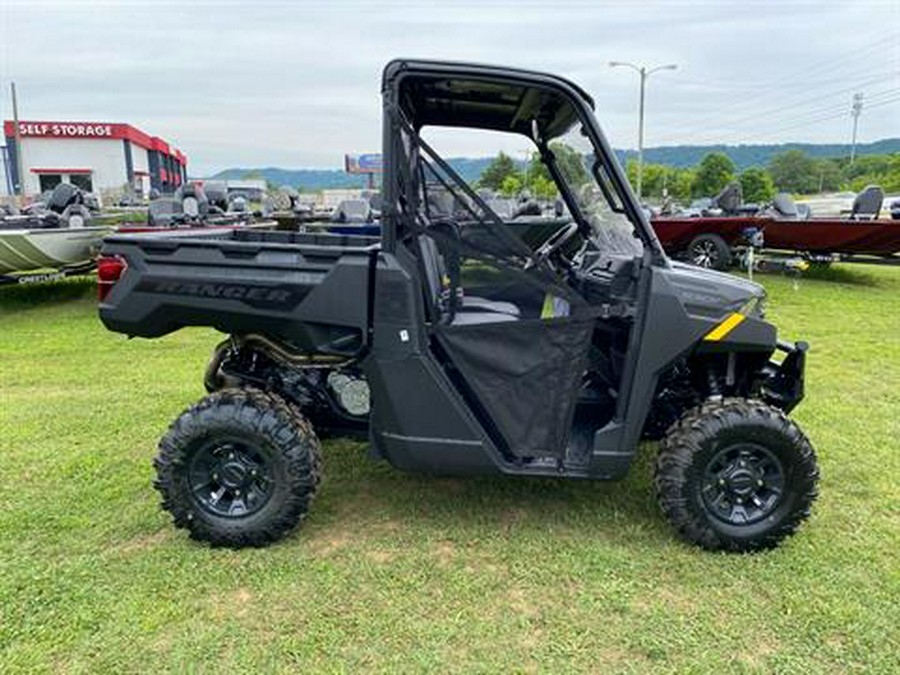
[{"x1": 760, "y1": 340, "x2": 808, "y2": 413}]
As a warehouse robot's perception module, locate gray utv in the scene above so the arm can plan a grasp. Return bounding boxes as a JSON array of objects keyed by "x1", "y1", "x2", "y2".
[{"x1": 98, "y1": 60, "x2": 817, "y2": 552}]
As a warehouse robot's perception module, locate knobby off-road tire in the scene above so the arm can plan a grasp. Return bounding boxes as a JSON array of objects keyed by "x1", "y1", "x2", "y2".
[
  {"x1": 154, "y1": 388, "x2": 322, "y2": 548},
  {"x1": 654, "y1": 398, "x2": 818, "y2": 552}
]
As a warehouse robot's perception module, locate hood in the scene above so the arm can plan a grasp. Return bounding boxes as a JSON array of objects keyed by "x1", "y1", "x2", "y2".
[{"x1": 666, "y1": 261, "x2": 765, "y2": 320}]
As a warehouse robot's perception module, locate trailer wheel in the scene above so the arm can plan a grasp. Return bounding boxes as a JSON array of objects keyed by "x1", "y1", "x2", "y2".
[
  {"x1": 654, "y1": 398, "x2": 818, "y2": 552},
  {"x1": 154, "y1": 387, "x2": 321, "y2": 548},
  {"x1": 687, "y1": 234, "x2": 731, "y2": 270}
]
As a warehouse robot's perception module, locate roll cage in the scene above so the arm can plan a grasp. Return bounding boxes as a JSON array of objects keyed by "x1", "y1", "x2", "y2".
[{"x1": 379, "y1": 58, "x2": 667, "y2": 264}]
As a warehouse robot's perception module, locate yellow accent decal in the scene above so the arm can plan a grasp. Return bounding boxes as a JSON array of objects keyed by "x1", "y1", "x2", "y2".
[
  {"x1": 704, "y1": 312, "x2": 746, "y2": 341},
  {"x1": 540, "y1": 293, "x2": 555, "y2": 319}
]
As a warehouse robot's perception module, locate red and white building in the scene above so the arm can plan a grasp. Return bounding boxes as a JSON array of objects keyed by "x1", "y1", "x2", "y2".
[{"x1": 3, "y1": 120, "x2": 188, "y2": 200}]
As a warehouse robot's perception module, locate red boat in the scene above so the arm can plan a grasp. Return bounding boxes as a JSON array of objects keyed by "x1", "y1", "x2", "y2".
[{"x1": 651, "y1": 186, "x2": 900, "y2": 269}]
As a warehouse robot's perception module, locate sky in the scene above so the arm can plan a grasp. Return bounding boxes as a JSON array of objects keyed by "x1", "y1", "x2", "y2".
[{"x1": 2, "y1": 0, "x2": 898, "y2": 176}]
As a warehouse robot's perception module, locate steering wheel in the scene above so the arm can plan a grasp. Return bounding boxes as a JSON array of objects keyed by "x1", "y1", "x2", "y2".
[{"x1": 529, "y1": 221, "x2": 579, "y2": 270}]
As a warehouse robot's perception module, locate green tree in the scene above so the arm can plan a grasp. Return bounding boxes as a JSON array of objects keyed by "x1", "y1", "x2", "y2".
[
  {"x1": 768, "y1": 150, "x2": 818, "y2": 194},
  {"x1": 529, "y1": 175, "x2": 558, "y2": 200},
  {"x1": 499, "y1": 174, "x2": 523, "y2": 197},
  {"x1": 525, "y1": 151, "x2": 551, "y2": 185},
  {"x1": 478, "y1": 152, "x2": 521, "y2": 190},
  {"x1": 669, "y1": 168, "x2": 695, "y2": 203},
  {"x1": 691, "y1": 152, "x2": 736, "y2": 198},
  {"x1": 838, "y1": 153, "x2": 900, "y2": 193},
  {"x1": 815, "y1": 159, "x2": 843, "y2": 192},
  {"x1": 549, "y1": 142, "x2": 589, "y2": 189},
  {"x1": 521, "y1": 151, "x2": 560, "y2": 199},
  {"x1": 739, "y1": 167, "x2": 775, "y2": 203}
]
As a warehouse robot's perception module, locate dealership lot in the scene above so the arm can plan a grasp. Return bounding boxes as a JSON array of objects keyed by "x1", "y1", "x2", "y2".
[{"x1": 1, "y1": 266, "x2": 897, "y2": 672}]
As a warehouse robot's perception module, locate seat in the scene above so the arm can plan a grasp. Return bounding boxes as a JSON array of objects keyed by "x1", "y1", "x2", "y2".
[
  {"x1": 424, "y1": 220, "x2": 521, "y2": 317},
  {"x1": 850, "y1": 186, "x2": 884, "y2": 220},
  {"x1": 771, "y1": 193, "x2": 799, "y2": 218},
  {"x1": 417, "y1": 235, "x2": 518, "y2": 325}
]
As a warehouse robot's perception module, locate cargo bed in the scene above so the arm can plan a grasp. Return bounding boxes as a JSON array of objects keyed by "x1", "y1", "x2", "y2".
[{"x1": 99, "y1": 229, "x2": 380, "y2": 355}]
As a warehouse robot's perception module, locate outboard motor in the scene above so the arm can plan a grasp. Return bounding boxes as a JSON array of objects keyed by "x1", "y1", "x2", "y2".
[
  {"x1": 148, "y1": 198, "x2": 184, "y2": 227},
  {"x1": 512, "y1": 199, "x2": 541, "y2": 218},
  {"x1": 202, "y1": 182, "x2": 229, "y2": 212},
  {"x1": 330, "y1": 199, "x2": 372, "y2": 223},
  {"x1": 174, "y1": 183, "x2": 210, "y2": 220},
  {"x1": 228, "y1": 196, "x2": 248, "y2": 213},
  {"x1": 850, "y1": 185, "x2": 884, "y2": 220},
  {"x1": 46, "y1": 183, "x2": 82, "y2": 214}
]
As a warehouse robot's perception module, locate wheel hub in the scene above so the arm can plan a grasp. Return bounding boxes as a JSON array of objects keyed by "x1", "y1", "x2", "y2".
[
  {"x1": 217, "y1": 460, "x2": 250, "y2": 489},
  {"x1": 692, "y1": 241, "x2": 717, "y2": 268},
  {"x1": 188, "y1": 441, "x2": 274, "y2": 518},
  {"x1": 702, "y1": 443, "x2": 785, "y2": 525}
]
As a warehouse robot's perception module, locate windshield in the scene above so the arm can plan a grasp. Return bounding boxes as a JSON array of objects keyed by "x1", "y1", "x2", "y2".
[{"x1": 550, "y1": 120, "x2": 644, "y2": 257}]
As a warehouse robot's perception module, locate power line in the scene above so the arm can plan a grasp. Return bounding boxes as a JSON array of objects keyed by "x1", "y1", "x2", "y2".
[
  {"x1": 693, "y1": 87, "x2": 900, "y2": 144},
  {"x1": 717, "y1": 93, "x2": 900, "y2": 145},
  {"x1": 661, "y1": 32, "x2": 899, "y2": 137},
  {"x1": 671, "y1": 74, "x2": 899, "y2": 145}
]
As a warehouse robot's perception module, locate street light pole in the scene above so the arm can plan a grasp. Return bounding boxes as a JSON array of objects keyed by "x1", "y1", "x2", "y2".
[
  {"x1": 849, "y1": 92, "x2": 863, "y2": 165},
  {"x1": 610, "y1": 61, "x2": 677, "y2": 202}
]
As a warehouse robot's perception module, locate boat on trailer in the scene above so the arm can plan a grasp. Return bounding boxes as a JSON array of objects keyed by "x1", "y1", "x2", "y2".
[
  {"x1": 0, "y1": 182, "x2": 113, "y2": 284},
  {"x1": 0, "y1": 219, "x2": 112, "y2": 283}
]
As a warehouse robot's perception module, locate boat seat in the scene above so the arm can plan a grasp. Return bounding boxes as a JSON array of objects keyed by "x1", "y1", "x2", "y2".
[{"x1": 850, "y1": 186, "x2": 884, "y2": 220}]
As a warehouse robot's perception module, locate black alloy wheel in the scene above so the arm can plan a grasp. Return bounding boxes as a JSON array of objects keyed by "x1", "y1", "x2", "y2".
[
  {"x1": 154, "y1": 388, "x2": 322, "y2": 547},
  {"x1": 188, "y1": 439, "x2": 275, "y2": 518},
  {"x1": 700, "y1": 443, "x2": 785, "y2": 526},
  {"x1": 654, "y1": 398, "x2": 818, "y2": 552}
]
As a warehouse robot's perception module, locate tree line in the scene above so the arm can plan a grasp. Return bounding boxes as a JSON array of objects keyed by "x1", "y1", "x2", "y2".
[{"x1": 478, "y1": 148, "x2": 900, "y2": 204}]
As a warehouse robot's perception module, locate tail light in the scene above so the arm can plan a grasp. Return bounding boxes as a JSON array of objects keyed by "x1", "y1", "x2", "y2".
[{"x1": 97, "y1": 255, "x2": 127, "y2": 301}]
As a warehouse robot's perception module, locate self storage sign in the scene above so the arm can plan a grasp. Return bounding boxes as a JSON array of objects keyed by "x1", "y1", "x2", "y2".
[{"x1": 13, "y1": 122, "x2": 116, "y2": 138}]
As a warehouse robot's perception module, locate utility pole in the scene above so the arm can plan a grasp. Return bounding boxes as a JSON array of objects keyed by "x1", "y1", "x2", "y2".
[
  {"x1": 849, "y1": 93, "x2": 863, "y2": 165},
  {"x1": 609, "y1": 61, "x2": 677, "y2": 202},
  {"x1": 11, "y1": 82, "x2": 25, "y2": 203}
]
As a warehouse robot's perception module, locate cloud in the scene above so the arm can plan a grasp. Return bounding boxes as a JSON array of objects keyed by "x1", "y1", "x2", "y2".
[{"x1": 3, "y1": 0, "x2": 897, "y2": 175}]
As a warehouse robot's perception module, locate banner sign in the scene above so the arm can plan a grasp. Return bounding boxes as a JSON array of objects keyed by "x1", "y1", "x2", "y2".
[{"x1": 344, "y1": 153, "x2": 383, "y2": 174}]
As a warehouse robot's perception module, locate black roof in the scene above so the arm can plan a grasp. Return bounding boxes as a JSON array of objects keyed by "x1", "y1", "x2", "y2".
[{"x1": 382, "y1": 59, "x2": 595, "y2": 139}]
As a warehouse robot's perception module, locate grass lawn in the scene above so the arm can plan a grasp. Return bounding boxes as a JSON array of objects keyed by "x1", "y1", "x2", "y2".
[{"x1": 1, "y1": 265, "x2": 898, "y2": 673}]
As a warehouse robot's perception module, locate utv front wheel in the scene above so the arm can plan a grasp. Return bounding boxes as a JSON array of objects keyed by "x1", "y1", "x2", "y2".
[
  {"x1": 654, "y1": 399, "x2": 818, "y2": 552},
  {"x1": 154, "y1": 388, "x2": 321, "y2": 547}
]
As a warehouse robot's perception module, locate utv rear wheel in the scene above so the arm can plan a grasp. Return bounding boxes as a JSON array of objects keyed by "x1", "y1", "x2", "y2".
[
  {"x1": 154, "y1": 388, "x2": 321, "y2": 547},
  {"x1": 654, "y1": 398, "x2": 818, "y2": 552},
  {"x1": 688, "y1": 233, "x2": 731, "y2": 270}
]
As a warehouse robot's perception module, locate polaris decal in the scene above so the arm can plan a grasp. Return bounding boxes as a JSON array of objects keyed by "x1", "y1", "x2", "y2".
[{"x1": 136, "y1": 277, "x2": 308, "y2": 309}]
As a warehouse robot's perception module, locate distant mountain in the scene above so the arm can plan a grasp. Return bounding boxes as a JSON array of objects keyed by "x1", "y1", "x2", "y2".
[
  {"x1": 210, "y1": 139, "x2": 899, "y2": 189},
  {"x1": 615, "y1": 138, "x2": 900, "y2": 170},
  {"x1": 209, "y1": 167, "x2": 369, "y2": 190}
]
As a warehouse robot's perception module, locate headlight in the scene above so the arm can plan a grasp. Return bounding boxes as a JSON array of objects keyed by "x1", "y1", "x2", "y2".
[{"x1": 738, "y1": 295, "x2": 766, "y2": 319}]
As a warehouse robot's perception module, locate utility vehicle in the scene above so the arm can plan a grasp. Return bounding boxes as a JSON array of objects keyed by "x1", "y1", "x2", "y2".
[{"x1": 98, "y1": 60, "x2": 818, "y2": 551}]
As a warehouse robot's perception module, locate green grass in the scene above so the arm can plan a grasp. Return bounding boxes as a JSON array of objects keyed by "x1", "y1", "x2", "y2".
[{"x1": 1, "y1": 267, "x2": 899, "y2": 673}]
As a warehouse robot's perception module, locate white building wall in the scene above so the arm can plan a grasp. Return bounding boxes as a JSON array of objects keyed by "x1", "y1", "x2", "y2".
[
  {"x1": 131, "y1": 144, "x2": 149, "y2": 173},
  {"x1": 20, "y1": 137, "x2": 128, "y2": 196},
  {"x1": 130, "y1": 144, "x2": 151, "y2": 197}
]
